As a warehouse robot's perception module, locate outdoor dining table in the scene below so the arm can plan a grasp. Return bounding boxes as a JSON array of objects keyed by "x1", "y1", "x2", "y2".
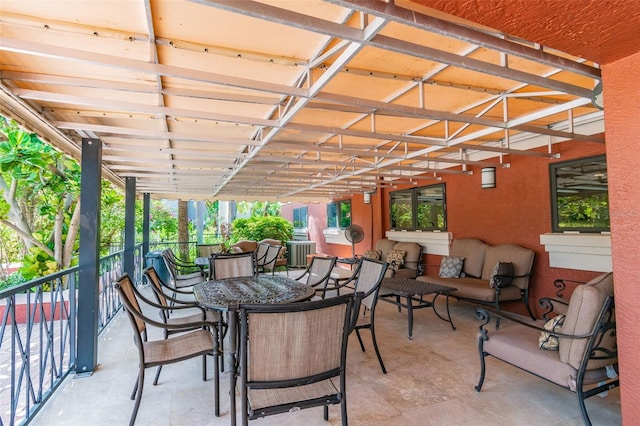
[{"x1": 193, "y1": 274, "x2": 314, "y2": 426}]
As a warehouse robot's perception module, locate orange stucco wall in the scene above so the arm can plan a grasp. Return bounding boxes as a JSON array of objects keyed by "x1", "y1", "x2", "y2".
[
  {"x1": 602, "y1": 51, "x2": 640, "y2": 423},
  {"x1": 287, "y1": 139, "x2": 607, "y2": 318}
]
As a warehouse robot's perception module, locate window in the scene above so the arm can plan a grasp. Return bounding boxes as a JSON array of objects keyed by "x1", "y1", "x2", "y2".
[
  {"x1": 390, "y1": 184, "x2": 446, "y2": 231},
  {"x1": 550, "y1": 155, "x2": 609, "y2": 232},
  {"x1": 293, "y1": 207, "x2": 308, "y2": 230},
  {"x1": 327, "y1": 200, "x2": 351, "y2": 229}
]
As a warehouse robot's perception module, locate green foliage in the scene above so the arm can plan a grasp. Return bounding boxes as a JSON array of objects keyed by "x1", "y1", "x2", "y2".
[
  {"x1": 230, "y1": 216, "x2": 293, "y2": 244},
  {"x1": 150, "y1": 202, "x2": 178, "y2": 241},
  {"x1": 558, "y1": 194, "x2": 610, "y2": 229},
  {"x1": 20, "y1": 246, "x2": 58, "y2": 280},
  {"x1": 0, "y1": 271, "x2": 26, "y2": 291}
]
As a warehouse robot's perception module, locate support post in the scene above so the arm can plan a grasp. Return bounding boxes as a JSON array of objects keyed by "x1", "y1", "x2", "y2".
[
  {"x1": 124, "y1": 177, "x2": 136, "y2": 279},
  {"x1": 142, "y1": 193, "x2": 150, "y2": 257},
  {"x1": 76, "y1": 138, "x2": 101, "y2": 375}
]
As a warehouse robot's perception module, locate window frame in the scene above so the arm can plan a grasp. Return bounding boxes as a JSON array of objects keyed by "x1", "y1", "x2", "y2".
[
  {"x1": 326, "y1": 199, "x2": 351, "y2": 229},
  {"x1": 389, "y1": 183, "x2": 447, "y2": 231},
  {"x1": 292, "y1": 207, "x2": 308, "y2": 230},
  {"x1": 549, "y1": 154, "x2": 610, "y2": 233}
]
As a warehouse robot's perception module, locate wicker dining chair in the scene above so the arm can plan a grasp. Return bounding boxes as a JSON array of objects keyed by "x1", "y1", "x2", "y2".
[
  {"x1": 238, "y1": 293, "x2": 359, "y2": 425},
  {"x1": 114, "y1": 273, "x2": 219, "y2": 425}
]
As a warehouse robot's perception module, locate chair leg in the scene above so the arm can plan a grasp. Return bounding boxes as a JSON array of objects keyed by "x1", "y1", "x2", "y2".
[
  {"x1": 129, "y1": 368, "x2": 145, "y2": 426},
  {"x1": 355, "y1": 328, "x2": 366, "y2": 352},
  {"x1": 324, "y1": 405, "x2": 329, "y2": 421},
  {"x1": 370, "y1": 324, "x2": 387, "y2": 374},
  {"x1": 202, "y1": 354, "x2": 207, "y2": 381},
  {"x1": 153, "y1": 366, "x2": 162, "y2": 385}
]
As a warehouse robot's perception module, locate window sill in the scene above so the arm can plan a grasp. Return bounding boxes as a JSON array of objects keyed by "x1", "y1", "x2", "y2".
[
  {"x1": 323, "y1": 228, "x2": 350, "y2": 246},
  {"x1": 539, "y1": 233, "x2": 612, "y2": 272},
  {"x1": 386, "y1": 230, "x2": 452, "y2": 255}
]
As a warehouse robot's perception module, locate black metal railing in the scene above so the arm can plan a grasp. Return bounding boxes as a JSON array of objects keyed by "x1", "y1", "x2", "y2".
[{"x1": 0, "y1": 245, "x2": 145, "y2": 426}]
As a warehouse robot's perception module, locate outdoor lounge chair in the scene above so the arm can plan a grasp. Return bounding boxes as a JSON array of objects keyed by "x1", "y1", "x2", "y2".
[
  {"x1": 114, "y1": 273, "x2": 219, "y2": 425},
  {"x1": 475, "y1": 272, "x2": 618, "y2": 426},
  {"x1": 238, "y1": 293, "x2": 360, "y2": 425}
]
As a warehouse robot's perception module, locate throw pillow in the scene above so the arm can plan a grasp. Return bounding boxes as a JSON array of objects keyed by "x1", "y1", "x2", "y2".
[
  {"x1": 386, "y1": 249, "x2": 406, "y2": 271},
  {"x1": 489, "y1": 262, "x2": 514, "y2": 288},
  {"x1": 438, "y1": 256, "x2": 464, "y2": 278},
  {"x1": 539, "y1": 315, "x2": 565, "y2": 350},
  {"x1": 362, "y1": 249, "x2": 382, "y2": 260}
]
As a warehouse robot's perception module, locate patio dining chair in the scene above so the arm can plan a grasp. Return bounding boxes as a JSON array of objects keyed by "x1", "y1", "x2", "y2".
[
  {"x1": 238, "y1": 293, "x2": 360, "y2": 425},
  {"x1": 259, "y1": 244, "x2": 288, "y2": 276},
  {"x1": 210, "y1": 251, "x2": 257, "y2": 280},
  {"x1": 114, "y1": 273, "x2": 220, "y2": 426},
  {"x1": 162, "y1": 249, "x2": 206, "y2": 289},
  {"x1": 317, "y1": 258, "x2": 389, "y2": 373},
  {"x1": 295, "y1": 256, "x2": 337, "y2": 296}
]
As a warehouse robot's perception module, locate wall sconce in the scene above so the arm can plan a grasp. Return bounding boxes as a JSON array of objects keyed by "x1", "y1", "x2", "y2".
[
  {"x1": 481, "y1": 167, "x2": 496, "y2": 189},
  {"x1": 363, "y1": 192, "x2": 372, "y2": 204}
]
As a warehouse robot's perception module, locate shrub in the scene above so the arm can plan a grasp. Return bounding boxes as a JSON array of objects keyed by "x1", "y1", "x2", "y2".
[{"x1": 231, "y1": 216, "x2": 293, "y2": 244}]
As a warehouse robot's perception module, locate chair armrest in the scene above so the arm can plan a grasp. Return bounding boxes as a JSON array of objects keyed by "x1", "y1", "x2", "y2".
[{"x1": 538, "y1": 296, "x2": 569, "y2": 320}]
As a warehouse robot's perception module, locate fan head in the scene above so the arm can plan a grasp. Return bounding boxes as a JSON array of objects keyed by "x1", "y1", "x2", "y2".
[{"x1": 345, "y1": 224, "x2": 364, "y2": 243}]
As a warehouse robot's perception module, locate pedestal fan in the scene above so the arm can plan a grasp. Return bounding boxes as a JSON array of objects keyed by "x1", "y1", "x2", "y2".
[{"x1": 345, "y1": 224, "x2": 364, "y2": 258}]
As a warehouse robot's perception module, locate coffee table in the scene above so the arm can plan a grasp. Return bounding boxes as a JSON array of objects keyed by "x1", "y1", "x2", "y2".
[{"x1": 379, "y1": 277, "x2": 456, "y2": 340}]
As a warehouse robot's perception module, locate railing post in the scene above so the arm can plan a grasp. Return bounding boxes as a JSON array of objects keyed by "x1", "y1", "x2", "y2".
[{"x1": 77, "y1": 137, "x2": 101, "y2": 375}]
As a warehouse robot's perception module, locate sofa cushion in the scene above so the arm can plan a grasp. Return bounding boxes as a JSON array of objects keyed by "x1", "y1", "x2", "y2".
[
  {"x1": 375, "y1": 239, "x2": 398, "y2": 264},
  {"x1": 438, "y1": 256, "x2": 464, "y2": 278},
  {"x1": 559, "y1": 272, "x2": 615, "y2": 370},
  {"x1": 489, "y1": 262, "x2": 514, "y2": 288},
  {"x1": 417, "y1": 276, "x2": 522, "y2": 302},
  {"x1": 392, "y1": 242, "x2": 422, "y2": 272},
  {"x1": 386, "y1": 249, "x2": 406, "y2": 271},
  {"x1": 539, "y1": 315, "x2": 565, "y2": 350},
  {"x1": 450, "y1": 238, "x2": 487, "y2": 278},
  {"x1": 362, "y1": 249, "x2": 382, "y2": 260},
  {"x1": 481, "y1": 244, "x2": 534, "y2": 290}
]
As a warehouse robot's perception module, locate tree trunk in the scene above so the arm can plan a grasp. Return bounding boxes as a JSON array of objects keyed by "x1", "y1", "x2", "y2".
[
  {"x1": 62, "y1": 201, "x2": 81, "y2": 268},
  {"x1": 178, "y1": 200, "x2": 189, "y2": 260}
]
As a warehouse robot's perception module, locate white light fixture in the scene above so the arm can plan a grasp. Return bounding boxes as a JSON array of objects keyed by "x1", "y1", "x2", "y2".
[
  {"x1": 481, "y1": 167, "x2": 496, "y2": 189},
  {"x1": 363, "y1": 192, "x2": 372, "y2": 204}
]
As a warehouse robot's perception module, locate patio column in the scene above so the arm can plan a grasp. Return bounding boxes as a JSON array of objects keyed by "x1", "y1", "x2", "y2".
[
  {"x1": 142, "y1": 192, "x2": 150, "y2": 256},
  {"x1": 602, "y1": 51, "x2": 640, "y2": 423},
  {"x1": 124, "y1": 177, "x2": 136, "y2": 279},
  {"x1": 76, "y1": 138, "x2": 102, "y2": 375}
]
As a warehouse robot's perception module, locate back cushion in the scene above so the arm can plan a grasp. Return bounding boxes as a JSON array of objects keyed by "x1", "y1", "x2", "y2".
[
  {"x1": 375, "y1": 239, "x2": 397, "y2": 263},
  {"x1": 450, "y1": 238, "x2": 487, "y2": 278},
  {"x1": 481, "y1": 244, "x2": 534, "y2": 289},
  {"x1": 559, "y1": 272, "x2": 615, "y2": 370},
  {"x1": 393, "y1": 242, "x2": 422, "y2": 270}
]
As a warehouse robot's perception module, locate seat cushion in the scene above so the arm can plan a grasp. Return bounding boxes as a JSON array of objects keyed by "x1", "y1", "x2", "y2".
[{"x1": 375, "y1": 239, "x2": 397, "y2": 263}]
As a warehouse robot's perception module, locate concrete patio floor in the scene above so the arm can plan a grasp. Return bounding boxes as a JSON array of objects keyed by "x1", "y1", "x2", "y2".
[{"x1": 31, "y1": 276, "x2": 621, "y2": 426}]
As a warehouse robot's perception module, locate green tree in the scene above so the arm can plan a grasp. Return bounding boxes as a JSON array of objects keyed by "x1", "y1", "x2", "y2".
[
  {"x1": 0, "y1": 118, "x2": 81, "y2": 278},
  {"x1": 231, "y1": 216, "x2": 293, "y2": 244}
]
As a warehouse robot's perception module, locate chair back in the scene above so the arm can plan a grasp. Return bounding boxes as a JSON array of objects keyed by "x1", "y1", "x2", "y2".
[
  {"x1": 255, "y1": 243, "x2": 270, "y2": 267},
  {"x1": 240, "y1": 293, "x2": 355, "y2": 383},
  {"x1": 210, "y1": 252, "x2": 257, "y2": 280},
  {"x1": 114, "y1": 273, "x2": 147, "y2": 339},
  {"x1": 353, "y1": 258, "x2": 388, "y2": 310},
  {"x1": 143, "y1": 266, "x2": 170, "y2": 307},
  {"x1": 197, "y1": 243, "x2": 224, "y2": 257},
  {"x1": 304, "y1": 256, "x2": 337, "y2": 287},
  {"x1": 260, "y1": 244, "x2": 282, "y2": 272}
]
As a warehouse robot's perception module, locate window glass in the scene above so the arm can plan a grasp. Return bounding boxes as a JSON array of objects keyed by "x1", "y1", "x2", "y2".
[
  {"x1": 416, "y1": 185, "x2": 446, "y2": 230},
  {"x1": 550, "y1": 155, "x2": 609, "y2": 232},
  {"x1": 390, "y1": 184, "x2": 446, "y2": 231},
  {"x1": 293, "y1": 207, "x2": 308, "y2": 229},
  {"x1": 327, "y1": 200, "x2": 351, "y2": 229},
  {"x1": 390, "y1": 190, "x2": 413, "y2": 229}
]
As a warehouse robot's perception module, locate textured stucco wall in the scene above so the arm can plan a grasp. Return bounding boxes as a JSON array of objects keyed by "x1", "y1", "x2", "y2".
[{"x1": 602, "y1": 51, "x2": 640, "y2": 424}]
